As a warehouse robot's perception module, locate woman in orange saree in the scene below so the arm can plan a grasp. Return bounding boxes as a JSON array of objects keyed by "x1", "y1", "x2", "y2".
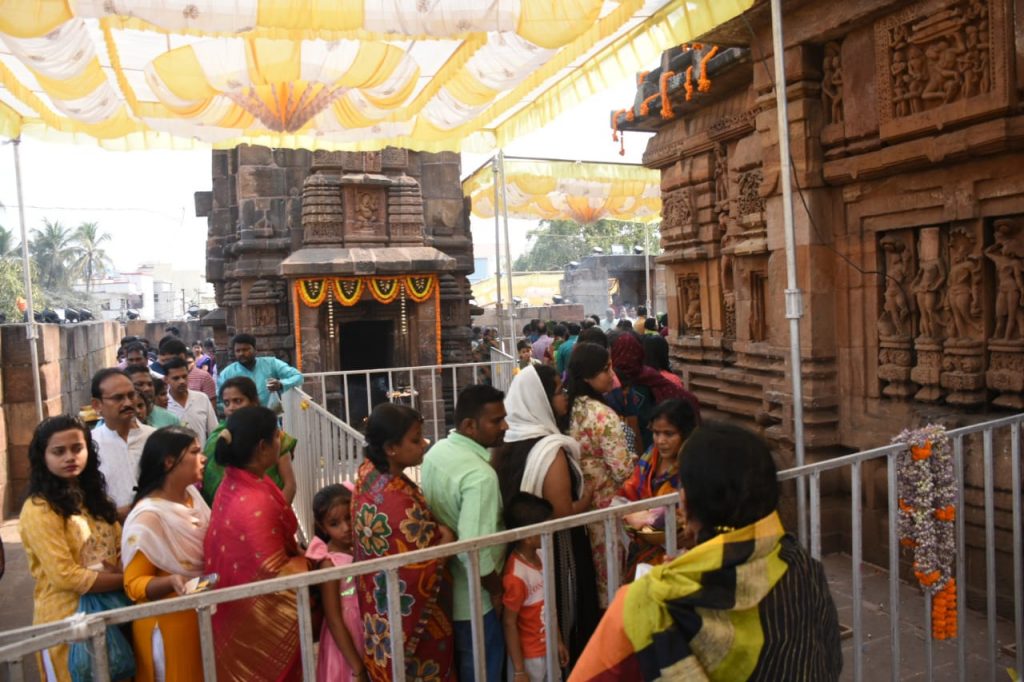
[
  {"x1": 353, "y1": 403, "x2": 457, "y2": 681},
  {"x1": 203, "y1": 406, "x2": 308, "y2": 682}
]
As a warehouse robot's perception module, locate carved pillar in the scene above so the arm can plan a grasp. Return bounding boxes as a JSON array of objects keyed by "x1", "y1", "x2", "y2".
[{"x1": 301, "y1": 172, "x2": 344, "y2": 245}]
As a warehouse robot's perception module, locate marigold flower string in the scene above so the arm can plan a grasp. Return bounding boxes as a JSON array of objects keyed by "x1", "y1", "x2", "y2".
[{"x1": 891, "y1": 424, "x2": 957, "y2": 639}]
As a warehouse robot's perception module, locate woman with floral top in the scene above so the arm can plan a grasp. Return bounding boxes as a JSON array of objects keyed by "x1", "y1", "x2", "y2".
[
  {"x1": 352, "y1": 403, "x2": 457, "y2": 681},
  {"x1": 566, "y1": 342, "x2": 635, "y2": 609},
  {"x1": 19, "y1": 416, "x2": 123, "y2": 682}
]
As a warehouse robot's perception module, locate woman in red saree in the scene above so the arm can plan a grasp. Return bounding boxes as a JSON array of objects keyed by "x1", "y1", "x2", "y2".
[
  {"x1": 353, "y1": 403, "x2": 457, "y2": 681},
  {"x1": 203, "y1": 406, "x2": 308, "y2": 682}
]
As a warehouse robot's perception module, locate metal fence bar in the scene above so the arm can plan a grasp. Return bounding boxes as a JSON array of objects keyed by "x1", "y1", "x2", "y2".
[
  {"x1": 430, "y1": 369, "x2": 440, "y2": 443},
  {"x1": 5, "y1": 658, "x2": 24, "y2": 682},
  {"x1": 296, "y1": 586, "x2": 317, "y2": 682},
  {"x1": 925, "y1": 591, "x2": 933, "y2": 682},
  {"x1": 887, "y1": 453, "x2": 900, "y2": 682},
  {"x1": 364, "y1": 373, "x2": 372, "y2": 420},
  {"x1": 409, "y1": 369, "x2": 416, "y2": 410},
  {"x1": 1012, "y1": 421, "x2": 1024, "y2": 679},
  {"x1": 198, "y1": 606, "x2": 217, "y2": 682},
  {"x1": 954, "y1": 434, "x2": 967, "y2": 682},
  {"x1": 385, "y1": 569, "x2": 407, "y2": 680},
  {"x1": 540, "y1": 532, "x2": 559, "y2": 682},
  {"x1": 89, "y1": 622, "x2": 109, "y2": 682},
  {"x1": 604, "y1": 517, "x2": 621, "y2": 597},
  {"x1": 466, "y1": 550, "x2": 488, "y2": 682},
  {"x1": 319, "y1": 375, "x2": 326, "y2": 406},
  {"x1": 983, "y1": 427, "x2": 997, "y2": 682},
  {"x1": 851, "y1": 459, "x2": 863, "y2": 682},
  {"x1": 664, "y1": 499, "x2": 678, "y2": 558},
  {"x1": 810, "y1": 470, "x2": 821, "y2": 561}
]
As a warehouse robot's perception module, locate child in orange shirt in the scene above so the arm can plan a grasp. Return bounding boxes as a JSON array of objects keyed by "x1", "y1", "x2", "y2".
[{"x1": 502, "y1": 493, "x2": 569, "y2": 681}]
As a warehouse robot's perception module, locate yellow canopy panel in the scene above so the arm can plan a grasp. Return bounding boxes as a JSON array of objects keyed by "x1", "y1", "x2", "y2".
[
  {"x1": 464, "y1": 157, "x2": 662, "y2": 224},
  {"x1": 472, "y1": 271, "x2": 564, "y2": 308},
  {"x1": 0, "y1": 0, "x2": 755, "y2": 151}
]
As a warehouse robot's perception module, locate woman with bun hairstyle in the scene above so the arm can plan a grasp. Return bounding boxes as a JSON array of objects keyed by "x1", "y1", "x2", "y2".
[
  {"x1": 203, "y1": 406, "x2": 307, "y2": 682},
  {"x1": 352, "y1": 402, "x2": 457, "y2": 681},
  {"x1": 122, "y1": 426, "x2": 209, "y2": 682}
]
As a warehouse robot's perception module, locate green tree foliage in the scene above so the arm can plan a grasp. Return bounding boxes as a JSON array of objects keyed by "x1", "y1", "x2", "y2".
[
  {"x1": 30, "y1": 219, "x2": 81, "y2": 292},
  {"x1": 512, "y1": 219, "x2": 661, "y2": 272},
  {"x1": 0, "y1": 256, "x2": 45, "y2": 322},
  {"x1": 0, "y1": 225, "x2": 18, "y2": 260},
  {"x1": 71, "y1": 221, "x2": 112, "y2": 291}
]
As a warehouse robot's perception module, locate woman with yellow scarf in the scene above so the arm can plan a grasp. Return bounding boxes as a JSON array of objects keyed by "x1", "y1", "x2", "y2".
[{"x1": 570, "y1": 422, "x2": 842, "y2": 681}]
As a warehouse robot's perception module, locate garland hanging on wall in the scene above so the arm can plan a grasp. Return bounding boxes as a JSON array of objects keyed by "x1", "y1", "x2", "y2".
[
  {"x1": 333, "y1": 277, "x2": 363, "y2": 306},
  {"x1": 891, "y1": 424, "x2": 958, "y2": 640}
]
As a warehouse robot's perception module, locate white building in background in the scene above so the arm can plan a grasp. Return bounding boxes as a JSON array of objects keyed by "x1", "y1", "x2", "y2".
[
  {"x1": 79, "y1": 272, "x2": 159, "y2": 321},
  {"x1": 137, "y1": 262, "x2": 216, "y2": 315}
]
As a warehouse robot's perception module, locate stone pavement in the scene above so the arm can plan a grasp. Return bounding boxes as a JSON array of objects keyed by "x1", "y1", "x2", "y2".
[{"x1": 0, "y1": 521, "x2": 1018, "y2": 681}]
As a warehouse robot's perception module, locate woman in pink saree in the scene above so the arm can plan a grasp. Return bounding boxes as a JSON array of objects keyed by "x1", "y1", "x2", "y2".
[{"x1": 204, "y1": 406, "x2": 308, "y2": 682}]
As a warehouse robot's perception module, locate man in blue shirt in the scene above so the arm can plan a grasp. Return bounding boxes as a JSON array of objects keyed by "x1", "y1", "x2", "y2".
[
  {"x1": 216, "y1": 333, "x2": 303, "y2": 407},
  {"x1": 555, "y1": 322, "x2": 581, "y2": 375}
]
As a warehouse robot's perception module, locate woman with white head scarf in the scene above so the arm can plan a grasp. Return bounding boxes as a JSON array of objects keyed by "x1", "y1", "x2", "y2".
[{"x1": 492, "y1": 364, "x2": 600, "y2": 669}]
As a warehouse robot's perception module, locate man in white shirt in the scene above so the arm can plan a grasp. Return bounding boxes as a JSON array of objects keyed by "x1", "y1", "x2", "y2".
[
  {"x1": 164, "y1": 357, "x2": 218, "y2": 444},
  {"x1": 90, "y1": 368, "x2": 155, "y2": 519}
]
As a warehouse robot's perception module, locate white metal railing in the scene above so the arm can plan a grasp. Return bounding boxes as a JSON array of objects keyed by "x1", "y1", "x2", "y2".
[
  {"x1": 2, "y1": 413, "x2": 1022, "y2": 682},
  {"x1": 281, "y1": 389, "x2": 366, "y2": 542},
  {"x1": 300, "y1": 349, "x2": 516, "y2": 444}
]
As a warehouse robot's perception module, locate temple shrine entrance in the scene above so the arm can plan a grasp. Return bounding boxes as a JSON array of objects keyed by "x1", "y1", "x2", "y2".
[{"x1": 338, "y1": 319, "x2": 394, "y2": 425}]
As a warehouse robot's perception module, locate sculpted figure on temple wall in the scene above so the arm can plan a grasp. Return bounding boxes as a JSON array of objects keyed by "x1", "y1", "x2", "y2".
[
  {"x1": 878, "y1": 237, "x2": 913, "y2": 338},
  {"x1": 912, "y1": 230, "x2": 946, "y2": 341},
  {"x1": 822, "y1": 42, "x2": 843, "y2": 124},
  {"x1": 945, "y1": 228, "x2": 982, "y2": 343},
  {"x1": 985, "y1": 219, "x2": 1024, "y2": 341},
  {"x1": 713, "y1": 143, "x2": 729, "y2": 209}
]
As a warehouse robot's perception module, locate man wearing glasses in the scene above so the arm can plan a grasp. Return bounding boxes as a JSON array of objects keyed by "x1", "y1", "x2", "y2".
[{"x1": 90, "y1": 368, "x2": 155, "y2": 520}]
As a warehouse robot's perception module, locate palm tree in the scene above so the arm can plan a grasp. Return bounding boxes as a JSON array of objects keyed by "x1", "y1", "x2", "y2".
[
  {"x1": 0, "y1": 225, "x2": 19, "y2": 260},
  {"x1": 29, "y1": 219, "x2": 80, "y2": 292},
  {"x1": 71, "y1": 221, "x2": 112, "y2": 291}
]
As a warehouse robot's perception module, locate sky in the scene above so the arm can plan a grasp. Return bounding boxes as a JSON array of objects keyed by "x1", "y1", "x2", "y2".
[{"x1": 0, "y1": 74, "x2": 651, "y2": 276}]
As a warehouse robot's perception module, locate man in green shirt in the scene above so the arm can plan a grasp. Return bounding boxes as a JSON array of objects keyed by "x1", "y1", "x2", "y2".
[
  {"x1": 125, "y1": 365, "x2": 180, "y2": 428},
  {"x1": 421, "y1": 384, "x2": 508, "y2": 681}
]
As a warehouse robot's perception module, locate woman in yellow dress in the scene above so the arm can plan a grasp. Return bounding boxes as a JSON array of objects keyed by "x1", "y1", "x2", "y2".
[
  {"x1": 122, "y1": 426, "x2": 210, "y2": 681},
  {"x1": 19, "y1": 415, "x2": 123, "y2": 682}
]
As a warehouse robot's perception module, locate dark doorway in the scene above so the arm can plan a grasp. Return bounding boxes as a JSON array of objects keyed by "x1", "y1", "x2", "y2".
[{"x1": 338, "y1": 320, "x2": 394, "y2": 424}]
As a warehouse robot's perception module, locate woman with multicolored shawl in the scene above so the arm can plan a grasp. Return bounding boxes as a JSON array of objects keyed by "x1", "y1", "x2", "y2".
[
  {"x1": 204, "y1": 407, "x2": 308, "y2": 682},
  {"x1": 616, "y1": 399, "x2": 698, "y2": 581},
  {"x1": 353, "y1": 403, "x2": 457, "y2": 681},
  {"x1": 571, "y1": 423, "x2": 842, "y2": 682}
]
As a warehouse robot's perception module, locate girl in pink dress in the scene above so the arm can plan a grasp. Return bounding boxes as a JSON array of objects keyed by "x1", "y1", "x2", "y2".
[{"x1": 306, "y1": 483, "x2": 366, "y2": 681}]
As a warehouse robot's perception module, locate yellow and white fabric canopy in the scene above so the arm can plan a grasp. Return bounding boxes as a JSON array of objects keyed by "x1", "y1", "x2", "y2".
[
  {"x1": 464, "y1": 157, "x2": 661, "y2": 224},
  {"x1": 0, "y1": 0, "x2": 755, "y2": 152}
]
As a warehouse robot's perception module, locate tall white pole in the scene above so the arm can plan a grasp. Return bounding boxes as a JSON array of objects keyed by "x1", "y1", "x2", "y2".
[
  {"x1": 644, "y1": 223, "x2": 652, "y2": 313},
  {"x1": 490, "y1": 156, "x2": 506, "y2": 352},
  {"x1": 13, "y1": 139, "x2": 43, "y2": 421},
  {"x1": 497, "y1": 151, "x2": 516, "y2": 346},
  {"x1": 770, "y1": 0, "x2": 808, "y2": 546}
]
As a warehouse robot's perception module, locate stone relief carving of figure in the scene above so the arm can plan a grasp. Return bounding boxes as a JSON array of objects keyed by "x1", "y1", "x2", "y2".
[
  {"x1": 684, "y1": 279, "x2": 702, "y2": 332},
  {"x1": 912, "y1": 229, "x2": 947, "y2": 340},
  {"x1": 891, "y1": 49, "x2": 910, "y2": 118},
  {"x1": 878, "y1": 237, "x2": 913, "y2": 338},
  {"x1": 822, "y1": 42, "x2": 843, "y2": 124},
  {"x1": 921, "y1": 36, "x2": 966, "y2": 104},
  {"x1": 906, "y1": 46, "x2": 927, "y2": 114},
  {"x1": 356, "y1": 191, "x2": 379, "y2": 221},
  {"x1": 985, "y1": 219, "x2": 1024, "y2": 341},
  {"x1": 713, "y1": 143, "x2": 729, "y2": 209},
  {"x1": 945, "y1": 227, "x2": 982, "y2": 342}
]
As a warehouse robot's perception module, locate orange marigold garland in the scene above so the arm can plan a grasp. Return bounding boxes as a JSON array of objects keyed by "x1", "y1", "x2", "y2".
[
  {"x1": 405, "y1": 275, "x2": 435, "y2": 303},
  {"x1": 892, "y1": 425, "x2": 957, "y2": 640},
  {"x1": 333, "y1": 277, "x2": 363, "y2": 306},
  {"x1": 292, "y1": 280, "x2": 303, "y2": 371},
  {"x1": 698, "y1": 45, "x2": 719, "y2": 92},
  {"x1": 659, "y1": 70, "x2": 676, "y2": 119},
  {"x1": 298, "y1": 278, "x2": 328, "y2": 307},
  {"x1": 368, "y1": 277, "x2": 400, "y2": 304},
  {"x1": 684, "y1": 65, "x2": 695, "y2": 101}
]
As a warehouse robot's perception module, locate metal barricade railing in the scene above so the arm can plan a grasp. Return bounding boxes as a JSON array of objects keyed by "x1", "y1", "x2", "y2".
[
  {"x1": 281, "y1": 389, "x2": 366, "y2": 542},
  {"x1": 3, "y1": 412, "x2": 1022, "y2": 681},
  {"x1": 301, "y1": 353, "x2": 516, "y2": 445}
]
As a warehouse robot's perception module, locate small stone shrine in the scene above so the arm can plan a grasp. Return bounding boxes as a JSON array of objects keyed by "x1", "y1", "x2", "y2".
[
  {"x1": 614, "y1": 0, "x2": 1023, "y2": 605},
  {"x1": 196, "y1": 147, "x2": 474, "y2": 422}
]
